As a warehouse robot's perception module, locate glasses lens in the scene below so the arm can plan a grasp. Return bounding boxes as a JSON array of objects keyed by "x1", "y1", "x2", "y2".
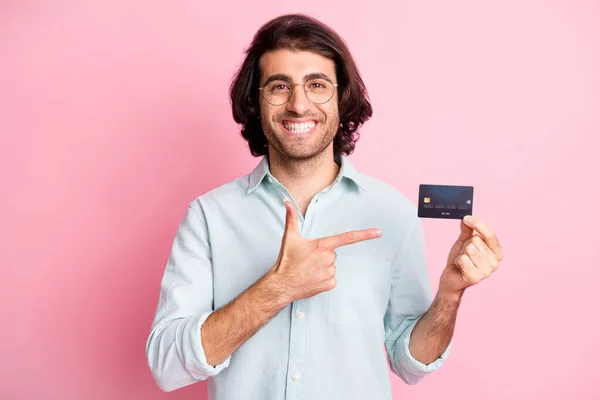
[
  {"x1": 305, "y1": 79, "x2": 335, "y2": 104},
  {"x1": 264, "y1": 82, "x2": 291, "y2": 106}
]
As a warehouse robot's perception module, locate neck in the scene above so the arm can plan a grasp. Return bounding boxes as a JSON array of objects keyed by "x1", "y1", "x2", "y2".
[{"x1": 267, "y1": 146, "x2": 340, "y2": 202}]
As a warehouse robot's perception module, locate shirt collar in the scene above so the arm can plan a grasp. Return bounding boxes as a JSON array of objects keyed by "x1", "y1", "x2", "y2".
[{"x1": 246, "y1": 152, "x2": 368, "y2": 193}]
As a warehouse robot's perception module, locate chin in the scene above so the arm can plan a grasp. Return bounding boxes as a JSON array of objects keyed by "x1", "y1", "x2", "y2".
[
  {"x1": 277, "y1": 144, "x2": 333, "y2": 161},
  {"x1": 265, "y1": 125, "x2": 335, "y2": 159}
]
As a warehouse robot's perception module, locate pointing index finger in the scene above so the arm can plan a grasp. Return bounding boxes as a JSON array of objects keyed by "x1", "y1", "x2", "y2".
[{"x1": 317, "y1": 228, "x2": 382, "y2": 249}]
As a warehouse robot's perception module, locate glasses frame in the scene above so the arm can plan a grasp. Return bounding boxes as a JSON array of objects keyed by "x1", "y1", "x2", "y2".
[{"x1": 258, "y1": 80, "x2": 339, "y2": 106}]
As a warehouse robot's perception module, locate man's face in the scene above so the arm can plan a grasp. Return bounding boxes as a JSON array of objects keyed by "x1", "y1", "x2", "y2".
[{"x1": 258, "y1": 49, "x2": 340, "y2": 161}]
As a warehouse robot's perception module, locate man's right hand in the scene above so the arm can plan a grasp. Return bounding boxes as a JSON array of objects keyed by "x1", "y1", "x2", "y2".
[{"x1": 268, "y1": 200, "x2": 383, "y2": 303}]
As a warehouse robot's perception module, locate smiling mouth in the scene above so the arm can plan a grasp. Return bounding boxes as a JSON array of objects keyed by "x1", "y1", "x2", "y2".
[{"x1": 281, "y1": 120, "x2": 317, "y2": 135}]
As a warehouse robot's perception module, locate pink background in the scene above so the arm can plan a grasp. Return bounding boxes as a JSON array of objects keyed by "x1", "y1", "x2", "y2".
[{"x1": 2, "y1": 1, "x2": 599, "y2": 399}]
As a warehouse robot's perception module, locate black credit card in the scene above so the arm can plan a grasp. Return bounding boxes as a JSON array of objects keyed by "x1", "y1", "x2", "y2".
[{"x1": 417, "y1": 184, "x2": 474, "y2": 219}]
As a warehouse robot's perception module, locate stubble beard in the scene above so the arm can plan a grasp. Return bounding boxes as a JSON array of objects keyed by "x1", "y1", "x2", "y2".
[{"x1": 261, "y1": 109, "x2": 340, "y2": 162}]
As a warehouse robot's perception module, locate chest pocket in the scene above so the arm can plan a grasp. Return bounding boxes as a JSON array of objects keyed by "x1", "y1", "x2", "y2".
[{"x1": 326, "y1": 255, "x2": 391, "y2": 329}]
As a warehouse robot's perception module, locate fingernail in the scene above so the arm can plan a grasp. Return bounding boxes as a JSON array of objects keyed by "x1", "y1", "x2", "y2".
[
  {"x1": 464, "y1": 216, "x2": 472, "y2": 223},
  {"x1": 373, "y1": 229, "x2": 382, "y2": 237}
]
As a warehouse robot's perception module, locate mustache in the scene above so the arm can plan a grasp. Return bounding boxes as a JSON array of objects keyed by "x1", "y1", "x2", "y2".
[{"x1": 275, "y1": 112, "x2": 322, "y2": 122}]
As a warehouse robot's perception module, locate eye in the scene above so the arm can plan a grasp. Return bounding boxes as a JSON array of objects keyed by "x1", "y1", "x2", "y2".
[
  {"x1": 307, "y1": 80, "x2": 330, "y2": 91},
  {"x1": 269, "y1": 82, "x2": 291, "y2": 91}
]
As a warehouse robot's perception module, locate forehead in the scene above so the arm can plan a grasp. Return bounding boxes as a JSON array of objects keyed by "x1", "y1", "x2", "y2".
[{"x1": 258, "y1": 49, "x2": 336, "y2": 82}]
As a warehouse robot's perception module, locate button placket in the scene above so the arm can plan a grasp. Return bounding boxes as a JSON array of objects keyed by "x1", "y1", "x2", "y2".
[{"x1": 284, "y1": 187, "x2": 310, "y2": 400}]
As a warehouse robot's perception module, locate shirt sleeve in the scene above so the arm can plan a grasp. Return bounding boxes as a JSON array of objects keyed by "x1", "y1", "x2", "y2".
[
  {"x1": 383, "y1": 214, "x2": 451, "y2": 385},
  {"x1": 146, "y1": 202, "x2": 231, "y2": 392}
]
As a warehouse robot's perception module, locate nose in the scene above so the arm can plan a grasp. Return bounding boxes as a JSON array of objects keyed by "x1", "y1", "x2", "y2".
[{"x1": 286, "y1": 84, "x2": 311, "y2": 115}]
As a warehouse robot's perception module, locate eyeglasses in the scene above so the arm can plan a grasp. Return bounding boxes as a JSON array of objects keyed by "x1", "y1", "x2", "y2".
[{"x1": 258, "y1": 79, "x2": 339, "y2": 106}]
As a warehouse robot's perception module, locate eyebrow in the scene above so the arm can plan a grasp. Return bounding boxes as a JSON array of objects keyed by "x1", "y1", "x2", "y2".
[{"x1": 262, "y1": 72, "x2": 335, "y2": 86}]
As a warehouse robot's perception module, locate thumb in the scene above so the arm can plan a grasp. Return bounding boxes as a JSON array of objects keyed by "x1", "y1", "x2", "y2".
[{"x1": 283, "y1": 200, "x2": 299, "y2": 239}]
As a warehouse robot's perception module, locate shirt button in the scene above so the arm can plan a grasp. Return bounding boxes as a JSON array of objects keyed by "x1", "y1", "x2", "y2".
[
  {"x1": 296, "y1": 311, "x2": 304, "y2": 319},
  {"x1": 292, "y1": 374, "x2": 301, "y2": 382}
]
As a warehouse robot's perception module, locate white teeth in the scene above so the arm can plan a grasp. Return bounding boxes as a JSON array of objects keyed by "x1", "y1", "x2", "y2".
[{"x1": 283, "y1": 121, "x2": 316, "y2": 134}]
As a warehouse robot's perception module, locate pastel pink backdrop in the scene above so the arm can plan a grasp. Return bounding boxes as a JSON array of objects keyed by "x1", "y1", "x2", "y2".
[{"x1": 1, "y1": 1, "x2": 599, "y2": 399}]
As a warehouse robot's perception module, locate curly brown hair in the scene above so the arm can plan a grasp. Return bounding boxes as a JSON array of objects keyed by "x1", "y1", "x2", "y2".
[{"x1": 229, "y1": 13, "x2": 373, "y2": 157}]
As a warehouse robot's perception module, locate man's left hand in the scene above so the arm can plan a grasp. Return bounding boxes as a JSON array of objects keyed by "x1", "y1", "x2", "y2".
[{"x1": 439, "y1": 216, "x2": 505, "y2": 296}]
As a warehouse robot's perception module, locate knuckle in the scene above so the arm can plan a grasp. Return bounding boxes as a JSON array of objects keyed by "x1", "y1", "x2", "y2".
[
  {"x1": 458, "y1": 254, "x2": 470, "y2": 266},
  {"x1": 326, "y1": 265, "x2": 336, "y2": 277},
  {"x1": 320, "y1": 251, "x2": 336, "y2": 266},
  {"x1": 327, "y1": 277, "x2": 337, "y2": 290},
  {"x1": 466, "y1": 244, "x2": 476, "y2": 255},
  {"x1": 347, "y1": 231, "x2": 358, "y2": 243},
  {"x1": 327, "y1": 250, "x2": 337, "y2": 265}
]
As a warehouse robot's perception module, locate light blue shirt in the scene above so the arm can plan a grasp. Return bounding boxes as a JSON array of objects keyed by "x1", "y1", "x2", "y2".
[{"x1": 146, "y1": 152, "x2": 451, "y2": 399}]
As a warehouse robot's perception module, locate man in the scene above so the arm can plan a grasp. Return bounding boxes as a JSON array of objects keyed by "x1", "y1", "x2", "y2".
[{"x1": 146, "y1": 13, "x2": 504, "y2": 400}]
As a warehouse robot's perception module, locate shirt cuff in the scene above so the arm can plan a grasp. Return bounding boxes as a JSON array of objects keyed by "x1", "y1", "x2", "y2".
[
  {"x1": 184, "y1": 311, "x2": 231, "y2": 378},
  {"x1": 397, "y1": 316, "x2": 452, "y2": 376}
]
